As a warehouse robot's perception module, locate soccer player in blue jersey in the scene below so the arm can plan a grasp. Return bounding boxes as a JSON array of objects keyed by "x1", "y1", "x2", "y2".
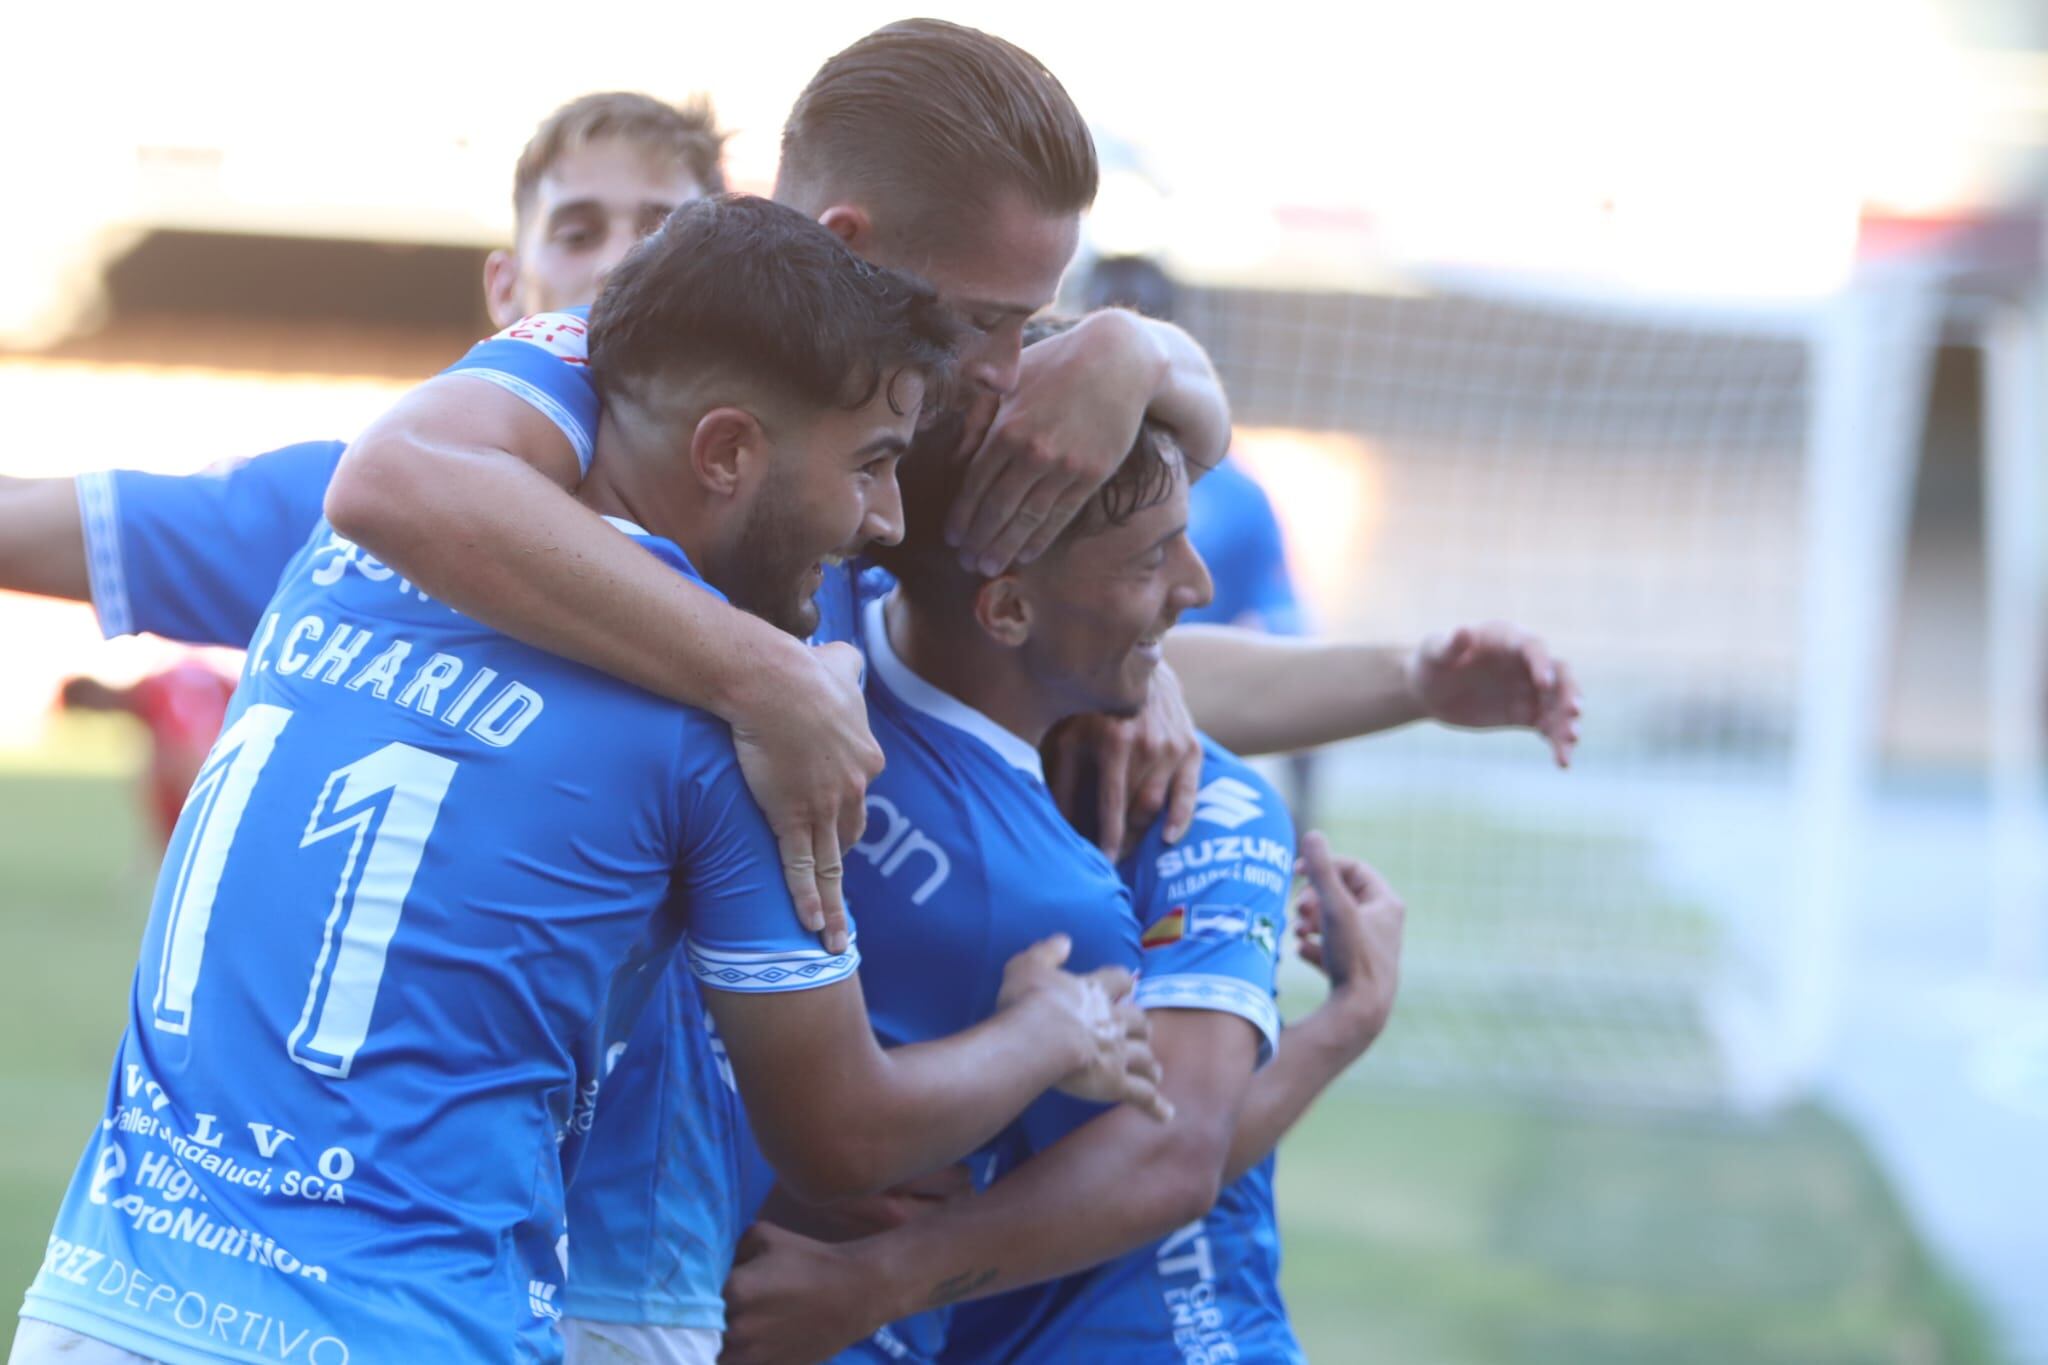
[
  {"x1": 9, "y1": 196, "x2": 1164, "y2": 1365},
  {"x1": 717, "y1": 332, "x2": 1414, "y2": 1362},
  {"x1": 698, "y1": 341, "x2": 1270, "y2": 1364}
]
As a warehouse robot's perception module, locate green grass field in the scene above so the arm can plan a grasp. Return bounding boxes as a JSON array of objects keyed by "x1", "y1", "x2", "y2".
[{"x1": 0, "y1": 741, "x2": 1999, "y2": 1364}]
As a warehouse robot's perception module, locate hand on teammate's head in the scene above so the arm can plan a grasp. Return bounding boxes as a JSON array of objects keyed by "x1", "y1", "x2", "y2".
[{"x1": 946, "y1": 312, "x2": 1162, "y2": 575}]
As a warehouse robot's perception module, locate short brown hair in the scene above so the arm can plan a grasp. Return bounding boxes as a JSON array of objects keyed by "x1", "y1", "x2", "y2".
[
  {"x1": 777, "y1": 19, "x2": 1097, "y2": 245},
  {"x1": 514, "y1": 92, "x2": 728, "y2": 226},
  {"x1": 590, "y1": 194, "x2": 961, "y2": 420}
]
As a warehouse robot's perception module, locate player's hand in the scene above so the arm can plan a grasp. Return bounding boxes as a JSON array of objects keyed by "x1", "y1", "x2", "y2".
[
  {"x1": 1407, "y1": 623, "x2": 1583, "y2": 767},
  {"x1": 995, "y1": 936, "x2": 1173, "y2": 1122},
  {"x1": 729, "y1": 640, "x2": 881, "y2": 956},
  {"x1": 1045, "y1": 661, "x2": 1203, "y2": 862},
  {"x1": 722, "y1": 1222, "x2": 879, "y2": 1365},
  {"x1": 1293, "y1": 831, "x2": 1406, "y2": 1049},
  {"x1": 757, "y1": 1162, "x2": 974, "y2": 1242},
  {"x1": 944, "y1": 311, "x2": 1161, "y2": 574}
]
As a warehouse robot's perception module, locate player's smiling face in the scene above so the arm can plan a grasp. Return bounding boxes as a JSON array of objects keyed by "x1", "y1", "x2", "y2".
[
  {"x1": 487, "y1": 137, "x2": 709, "y2": 327},
  {"x1": 726, "y1": 373, "x2": 924, "y2": 637},
  {"x1": 1013, "y1": 452, "x2": 1212, "y2": 717}
]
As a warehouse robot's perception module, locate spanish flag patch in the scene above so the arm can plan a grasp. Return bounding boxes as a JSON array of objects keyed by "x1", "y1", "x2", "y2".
[{"x1": 1141, "y1": 908, "x2": 1187, "y2": 950}]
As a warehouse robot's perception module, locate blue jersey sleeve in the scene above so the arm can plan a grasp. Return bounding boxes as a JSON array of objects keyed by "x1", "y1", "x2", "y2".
[
  {"x1": 440, "y1": 309, "x2": 599, "y2": 475},
  {"x1": 674, "y1": 728, "x2": 861, "y2": 994},
  {"x1": 1123, "y1": 741, "x2": 1290, "y2": 1064},
  {"x1": 75, "y1": 439, "x2": 345, "y2": 644}
]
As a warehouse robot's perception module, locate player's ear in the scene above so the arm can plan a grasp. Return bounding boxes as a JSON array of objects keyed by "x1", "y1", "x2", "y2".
[
  {"x1": 689, "y1": 407, "x2": 768, "y2": 499},
  {"x1": 482, "y1": 249, "x2": 523, "y2": 329},
  {"x1": 974, "y1": 574, "x2": 1032, "y2": 647},
  {"x1": 817, "y1": 205, "x2": 875, "y2": 253}
]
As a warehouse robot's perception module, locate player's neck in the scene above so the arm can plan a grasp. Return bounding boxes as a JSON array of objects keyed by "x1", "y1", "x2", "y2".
[
  {"x1": 884, "y1": 592, "x2": 1066, "y2": 752},
  {"x1": 576, "y1": 455, "x2": 717, "y2": 567}
]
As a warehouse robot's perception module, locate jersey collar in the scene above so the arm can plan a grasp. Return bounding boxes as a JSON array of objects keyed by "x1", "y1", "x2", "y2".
[{"x1": 863, "y1": 595, "x2": 1045, "y2": 782}]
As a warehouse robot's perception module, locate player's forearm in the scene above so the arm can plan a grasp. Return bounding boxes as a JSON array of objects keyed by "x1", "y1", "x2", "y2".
[
  {"x1": 1166, "y1": 627, "x2": 1425, "y2": 754},
  {"x1": 1136, "y1": 316, "x2": 1231, "y2": 471},
  {"x1": 326, "y1": 441, "x2": 784, "y2": 717},
  {"x1": 0, "y1": 476, "x2": 89, "y2": 601},
  {"x1": 1221, "y1": 1002, "x2": 1376, "y2": 1185},
  {"x1": 853, "y1": 1106, "x2": 1231, "y2": 1326},
  {"x1": 842, "y1": 999, "x2": 1095, "y2": 1197}
]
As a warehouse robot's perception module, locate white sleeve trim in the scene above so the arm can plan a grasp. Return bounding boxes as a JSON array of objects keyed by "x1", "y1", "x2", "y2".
[
  {"x1": 688, "y1": 935, "x2": 860, "y2": 995},
  {"x1": 75, "y1": 470, "x2": 132, "y2": 638},
  {"x1": 457, "y1": 368, "x2": 596, "y2": 474},
  {"x1": 1136, "y1": 973, "x2": 1281, "y2": 1067}
]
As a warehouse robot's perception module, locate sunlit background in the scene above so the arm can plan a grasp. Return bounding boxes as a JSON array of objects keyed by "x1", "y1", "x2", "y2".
[{"x1": 3, "y1": 1, "x2": 2045, "y2": 1360}]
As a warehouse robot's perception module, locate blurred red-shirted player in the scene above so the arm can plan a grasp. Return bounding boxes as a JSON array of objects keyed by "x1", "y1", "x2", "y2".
[{"x1": 59, "y1": 654, "x2": 236, "y2": 847}]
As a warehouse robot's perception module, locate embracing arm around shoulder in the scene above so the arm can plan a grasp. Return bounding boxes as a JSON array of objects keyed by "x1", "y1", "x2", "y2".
[{"x1": 326, "y1": 374, "x2": 879, "y2": 942}]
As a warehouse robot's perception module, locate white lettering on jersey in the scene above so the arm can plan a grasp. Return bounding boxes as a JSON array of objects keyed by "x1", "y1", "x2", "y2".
[
  {"x1": 306, "y1": 533, "x2": 430, "y2": 601},
  {"x1": 248, "y1": 612, "x2": 546, "y2": 750},
  {"x1": 1156, "y1": 836, "x2": 1292, "y2": 882},
  {"x1": 1157, "y1": 1216, "x2": 1239, "y2": 1364},
  {"x1": 853, "y1": 793, "x2": 952, "y2": 905}
]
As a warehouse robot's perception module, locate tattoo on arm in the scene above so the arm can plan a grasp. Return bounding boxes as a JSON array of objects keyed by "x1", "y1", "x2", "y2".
[{"x1": 925, "y1": 1269, "x2": 998, "y2": 1309}]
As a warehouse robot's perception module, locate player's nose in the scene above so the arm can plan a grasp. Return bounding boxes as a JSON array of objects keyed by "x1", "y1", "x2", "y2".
[
  {"x1": 864, "y1": 468, "x2": 907, "y2": 548},
  {"x1": 964, "y1": 333, "x2": 1024, "y2": 400},
  {"x1": 1174, "y1": 537, "x2": 1215, "y2": 612}
]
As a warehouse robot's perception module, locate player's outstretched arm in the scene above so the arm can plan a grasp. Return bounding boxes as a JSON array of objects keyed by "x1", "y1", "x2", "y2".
[
  {"x1": 1222, "y1": 832, "x2": 1406, "y2": 1185},
  {"x1": 326, "y1": 376, "x2": 873, "y2": 946},
  {"x1": 721, "y1": 1007, "x2": 1260, "y2": 1365},
  {"x1": 1167, "y1": 621, "x2": 1584, "y2": 766},
  {"x1": 708, "y1": 935, "x2": 1165, "y2": 1208},
  {"x1": 948, "y1": 310, "x2": 1230, "y2": 574},
  {"x1": 0, "y1": 476, "x2": 88, "y2": 601}
]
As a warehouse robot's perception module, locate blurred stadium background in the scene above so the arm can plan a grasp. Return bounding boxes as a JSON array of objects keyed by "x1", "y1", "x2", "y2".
[{"x1": 3, "y1": 1, "x2": 2046, "y2": 1361}]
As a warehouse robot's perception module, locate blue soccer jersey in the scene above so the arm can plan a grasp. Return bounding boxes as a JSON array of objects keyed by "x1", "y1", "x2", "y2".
[
  {"x1": 1182, "y1": 457, "x2": 1306, "y2": 637},
  {"x1": 77, "y1": 441, "x2": 346, "y2": 644},
  {"x1": 74, "y1": 309, "x2": 600, "y2": 647},
  {"x1": 59, "y1": 308, "x2": 868, "y2": 1338},
  {"x1": 822, "y1": 606, "x2": 1285, "y2": 1365},
  {"x1": 945, "y1": 742, "x2": 1300, "y2": 1365},
  {"x1": 558, "y1": 563, "x2": 871, "y2": 1335},
  {"x1": 21, "y1": 515, "x2": 855, "y2": 1365}
]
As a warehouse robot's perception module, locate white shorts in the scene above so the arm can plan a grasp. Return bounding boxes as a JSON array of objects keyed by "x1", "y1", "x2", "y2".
[
  {"x1": 9, "y1": 1319, "x2": 162, "y2": 1365},
  {"x1": 562, "y1": 1317, "x2": 720, "y2": 1365}
]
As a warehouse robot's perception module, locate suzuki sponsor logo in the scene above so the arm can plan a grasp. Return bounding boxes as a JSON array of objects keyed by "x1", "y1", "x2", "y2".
[{"x1": 1192, "y1": 777, "x2": 1263, "y2": 830}]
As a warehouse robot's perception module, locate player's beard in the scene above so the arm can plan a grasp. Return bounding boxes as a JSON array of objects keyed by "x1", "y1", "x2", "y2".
[{"x1": 723, "y1": 472, "x2": 827, "y2": 639}]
